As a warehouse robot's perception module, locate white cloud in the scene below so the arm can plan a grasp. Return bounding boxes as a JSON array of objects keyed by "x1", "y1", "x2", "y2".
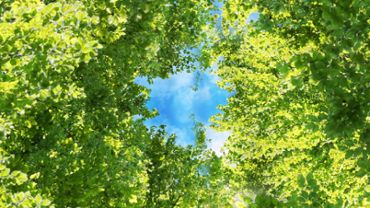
[
  {"x1": 209, "y1": 74, "x2": 221, "y2": 85},
  {"x1": 144, "y1": 71, "x2": 213, "y2": 124},
  {"x1": 135, "y1": 71, "x2": 195, "y2": 97},
  {"x1": 136, "y1": 70, "x2": 231, "y2": 149},
  {"x1": 165, "y1": 124, "x2": 194, "y2": 146},
  {"x1": 196, "y1": 85, "x2": 211, "y2": 100},
  {"x1": 150, "y1": 71, "x2": 194, "y2": 95},
  {"x1": 205, "y1": 126, "x2": 231, "y2": 156},
  {"x1": 171, "y1": 72, "x2": 194, "y2": 90},
  {"x1": 203, "y1": 67, "x2": 222, "y2": 86}
]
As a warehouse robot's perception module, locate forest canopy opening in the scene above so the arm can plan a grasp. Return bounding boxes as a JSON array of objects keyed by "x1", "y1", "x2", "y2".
[{"x1": 0, "y1": 0, "x2": 369, "y2": 207}]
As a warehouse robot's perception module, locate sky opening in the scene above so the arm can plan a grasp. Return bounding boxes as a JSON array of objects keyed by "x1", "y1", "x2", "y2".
[
  {"x1": 135, "y1": 69, "x2": 231, "y2": 155},
  {"x1": 135, "y1": 12, "x2": 259, "y2": 155}
]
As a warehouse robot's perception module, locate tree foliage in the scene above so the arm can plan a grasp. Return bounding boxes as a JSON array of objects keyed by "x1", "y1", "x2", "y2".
[
  {"x1": 0, "y1": 0, "x2": 229, "y2": 207},
  {"x1": 1, "y1": 0, "x2": 369, "y2": 207},
  {"x1": 145, "y1": 125, "x2": 232, "y2": 207},
  {"x1": 209, "y1": 0, "x2": 370, "y2": 207}
]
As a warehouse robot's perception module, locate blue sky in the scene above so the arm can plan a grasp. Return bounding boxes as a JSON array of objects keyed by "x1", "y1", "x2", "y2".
[{"x1": 135, "y1": 69, "x2": 231, "y2": 154}]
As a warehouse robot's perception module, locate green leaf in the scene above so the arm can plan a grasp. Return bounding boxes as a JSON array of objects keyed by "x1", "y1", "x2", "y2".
[{"x1": 11, "y1": 171, "x2": 28, "y2": 185}]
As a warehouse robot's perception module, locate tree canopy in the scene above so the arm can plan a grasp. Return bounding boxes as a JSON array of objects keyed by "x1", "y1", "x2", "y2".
[
  {"x1": 1, "y1": 0, "x2": 369, "y2": 207},
  {"x1": 209, "y1": 0, "x2": 369, "y2": 207},
  {"x1": 0, "y1": 0, "x2": 225, "y2": 207}
]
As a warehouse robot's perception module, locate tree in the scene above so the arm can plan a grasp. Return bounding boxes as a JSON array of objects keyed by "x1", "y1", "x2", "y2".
[
  {"x1": 0, "y1": 146, "x2": 52, "y2": 207},
  {"x1": 0, "y1": 0, "x2": 215, "y2": 206},
  {"x1": 208, "y1": 0, "x2": 370, "y2": 206},
  {"x1": 144, "y1": 124, "x2": 233, "y2": 208}
]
